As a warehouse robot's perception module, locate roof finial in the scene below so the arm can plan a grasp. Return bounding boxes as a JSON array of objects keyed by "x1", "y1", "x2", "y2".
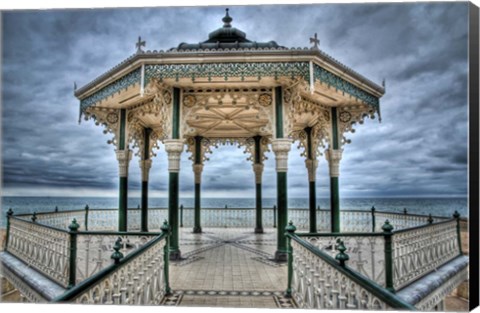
[
  {"x1": 136, "y1": 36, "x2": 146, "y2": 53},
  {"x1": 222, "y1": 8, "x2": 232, "y2": 28},
  {"x1": 310, "y1": 33, "x2": 320, "y2": 49}
]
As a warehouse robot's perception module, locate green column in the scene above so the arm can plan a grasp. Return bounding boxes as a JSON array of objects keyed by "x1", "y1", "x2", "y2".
[
  {"x1": 329, "y1": 107, "x2": 341, "y2": 233},
  {"x1": 118, "y1": 108, "x2": 129, "y2": 232},
  {"x1": 167, "y1": 87, "x2": 182, "y2": 260},
  {"x1": 141, "y1": 128, "x2": 151, "y2": 232},
  {"x1": 305, "y1": 127, "x2": 317, "y2": 233},
  {"x1": 193, "y1": 136, "x2": 202, "y2": 233},
  {"x1": 273, "y1": 86, "x2": 290, "y2": 262},
  {"x1": 254, "y1": 135, "x2": 263, "y2": 234}
]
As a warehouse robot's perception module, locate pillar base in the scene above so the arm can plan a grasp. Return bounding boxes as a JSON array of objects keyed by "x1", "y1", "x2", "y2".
[
  {"x1": 169, "y1": 249, "x2": 182, "y2": 261},
  {"x1": 254, "y1": 227, "x2": 264, "y2": 234},
  {"x1": 193, "y1": 226, "x2": 202, "y2": 234},
  {"x1": 274, "y1": 250, "x2": 288, "y2": 262}
]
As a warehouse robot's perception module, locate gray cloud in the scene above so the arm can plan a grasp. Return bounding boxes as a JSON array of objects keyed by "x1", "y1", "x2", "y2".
[{"x1": 1, "y1": 3, "x2": 469, "y2": 198}]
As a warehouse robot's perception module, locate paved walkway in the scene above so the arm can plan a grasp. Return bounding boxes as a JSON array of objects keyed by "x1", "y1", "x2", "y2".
[{"x1": 165, "y1": 227, "x2": 293, "y2": 308}]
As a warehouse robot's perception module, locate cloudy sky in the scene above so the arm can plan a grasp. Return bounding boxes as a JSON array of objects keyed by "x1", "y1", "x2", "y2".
[{"x1": 1, "y1": 2, "x2": 470, "y2": 199}]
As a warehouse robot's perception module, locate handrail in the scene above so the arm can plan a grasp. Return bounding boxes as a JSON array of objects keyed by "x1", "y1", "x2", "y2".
[
  {"x1": 53, "y1": 232, "x2": 168, "y2": 302},
  {"x1": 392, "y1": 218, "x2": 456, "y2": 234},
  {"x1": 10, "y1": 216, "x2": 69, "y2": 233},
  {"x1": 287, "y1": 233, "x2": 416, "y2": 310}
]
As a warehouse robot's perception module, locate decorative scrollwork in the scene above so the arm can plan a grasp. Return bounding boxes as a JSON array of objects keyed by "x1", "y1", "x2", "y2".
[
  {"x1": 84, "y1": 107, "x2": 120, "y2": 148},
  {"x1": 337, "y1": 105, "x2": 377, "y2": 146}
]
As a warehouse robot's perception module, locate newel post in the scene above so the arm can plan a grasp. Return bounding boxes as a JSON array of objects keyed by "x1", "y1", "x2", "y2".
[
  {"x1": 161, "y1": 220, "x2": 172, "y2": 295},
  {"x1": 453, "y1": 211, "x2": 462, "y2": 255},
  {"x1": 84, "y1": 205, "x2": 89, "y2": 231},
  {"x1": 371, "y1": 206, "x2": 376, "y2": 232},
  {"x1": 382, "y1": 220, "x2": 395, "y2": 293},
  {"x1": 273, "y1": 205, "x2": 277, "y2": 228},
  {"x1": 285, "y1": 221, "x2": 296, "y2": 298},
  {"x1": 68, "y1": 218, "x2": 80, "y2": 288},
  {"x1": 5, "y1": 208, "x2": 13, "y2": 250}
]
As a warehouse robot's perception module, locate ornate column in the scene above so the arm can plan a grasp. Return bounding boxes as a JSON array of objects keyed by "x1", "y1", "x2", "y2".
[
  {"x1": 326, "y1": 148, "x2": 343, "y2": 233},
  {"x1": 139, "y1": 127, "x2": 152, "y2": 232},
  {"x1": 167, "y1": 87, "x2": 183, "y2": 260},
  {"x1": 273, "y1": 85, "x2": 290, "y2": 262},
  {"x1": 193, "y1": 135, "x2": 203, "y2": 233},
  {"x1": 117, "y1": 108, "x2": 131, "y2": 231},
  {"x1": 327, "y1": 107, "x2": 343, "y2": 233},
  {"x1": 253, "y1": 135, "x2": 264, "y2": 234},
  {"x1": 305, "y1": 127, "x2": 318, "y2": 233}
]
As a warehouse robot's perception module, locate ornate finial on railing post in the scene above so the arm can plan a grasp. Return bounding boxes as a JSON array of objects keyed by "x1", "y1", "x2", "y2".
[
  {"x1": 180, "y1": 204, "x2": 184, "y2": 228},
  {"x1": 84, "y1": 205, "x2": 90, "y2": 231},
  {"x1": 335, "y1": 239, "x2": 349, "y2": 267},
  {"x1": 225, "y1": 204, "x2": 228, "y2": 209},
  {"x1": 68, "y1": 218, "x2": 80, "y2": 289},
  {"x1": 137, "y1": 204, "x2": 140, "y2": 210},
  {"x1": 453, "y1": 211, "x2": 462, "y2": 255},
  {"x1": 55, "y1": 206, "x2": 59, "y2": 213},
  {"x1": 428, "y1": 214, "x2": 433, "y2": 224},
  {"x1": 371, "y1": 206, "x2": 376, "y2": 232},
  {"x1": 285, "y1": 221, "x2": 296, "y2": 298},
  {"x1": 273, "y1": 205, "x2": 277, "y2": 228},
  {"x1": 111, "y1": 237, "x2": 124, "y2": 265},
  {"x1": 69, "y1": 218, "x2": 80, "y2": 232},
  {"x1": 31, "y1": 212, "x2": 37, "y2": 223},
  {"x1": 5, "y1": 209, "x2": 14, "y2": 250},
  {"x1": 382, "y1": 219, "x2": 395, "y2": 293},
  {"x1": 160, "y1": 220, "x2": 172, "y2": 294},
  {"x1": 403, "y1": 208, "x2": 408, "y2": 215}
]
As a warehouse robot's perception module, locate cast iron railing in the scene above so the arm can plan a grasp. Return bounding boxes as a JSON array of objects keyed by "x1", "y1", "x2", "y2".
[
  {"x1": 53, "y1": 223, "x2": 170, "y2": 304},
  {"x1": 12, "y1": 206, "x2": 451, "y2": 232},
  {"x1": 285, "y1": 226, "x2": 416, "y2": 310}
]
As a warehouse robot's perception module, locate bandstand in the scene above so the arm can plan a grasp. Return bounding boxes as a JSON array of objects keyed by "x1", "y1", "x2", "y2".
[
  {"x1": 76, "y1": 9, "x2": 383, "y2": 261},
  {"x1": 0, "y1": 9, "x2": 469, "y2": 310}
]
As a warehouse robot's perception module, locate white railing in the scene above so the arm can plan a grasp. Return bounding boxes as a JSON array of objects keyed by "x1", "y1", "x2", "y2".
[
  {"x1": 56, "y1": 234, "x2": 168, "y2": 305},
  {"x1": 75, "y1": 232, "x2": 158, "y2": 283},
  {"x1": 391, "y1": 219, "x2": 460, "y2": 290},
  {"x1": 300, "y1": 234, "x2": 386, "y2": 287},
  {"x1": 16, "y1": 207, "x2": 451, "y2": 233},
  {"x1": 289, "y1": 238, "x2": 413, "y2": 310},
  {"x1": 6, "y1": 217, "x2": 71, "y2": 288}
]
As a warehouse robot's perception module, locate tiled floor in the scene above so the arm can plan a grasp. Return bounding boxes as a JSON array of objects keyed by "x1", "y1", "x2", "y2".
[{"x1": 168, "y1": 227, "x2": 293, "y2": 308}]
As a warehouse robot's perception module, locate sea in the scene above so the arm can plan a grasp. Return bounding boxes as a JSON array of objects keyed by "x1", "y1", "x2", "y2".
[{"x1": 0, "y1": 196, "x2": 468, "y2": 227}]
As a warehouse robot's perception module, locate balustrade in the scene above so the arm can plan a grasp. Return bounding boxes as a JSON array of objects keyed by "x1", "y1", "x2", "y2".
[
  {"x1": 391, "y1": 219, "x2": 460, "y2": 290},
  {"x1": 299, "y1": 234, "x2": 386, "y2": 286},
  {"x1": 288, "y1": 236, "x2": 414, "y2": 310},
  {"x1": 75, "y1": 232, "x2": 159, "y2": 283},
  {"x1": 55, "y1": 233, "x2": 169, "y2": 305},
  {"x1": 6, "y1": 217, "x2": 71, "y2": 288}
]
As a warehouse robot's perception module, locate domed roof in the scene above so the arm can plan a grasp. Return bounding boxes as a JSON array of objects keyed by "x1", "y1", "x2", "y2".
[{"x1": 174, "y1": 8, "x2": 282, "y2": 51}]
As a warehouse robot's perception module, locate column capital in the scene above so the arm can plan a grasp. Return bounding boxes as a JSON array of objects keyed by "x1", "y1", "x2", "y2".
[
  {"x1": 116, "y1": 149, "x2": 132, "y2": 177},
  {"x1": 252, "y1": 163, "x2": 264, "y2": 184},
  {"x1": 139, "y1": 159, "x2": 153, "y2": 181},
  {"x1": 164, "y1": 139, "x2": 184, "y2": 172},
  {"x1": 325, "y1": 149, "x2": 343, "y2": 177},
  {"x1": 193, "y1": 163, "x2": 204, "y2": 184},
  {"x1": 271, "y1": 138, "x2": 292, "y2": 172},
  {"x1": 305, "y1": 158, "x2": 318, "y2": 182}
]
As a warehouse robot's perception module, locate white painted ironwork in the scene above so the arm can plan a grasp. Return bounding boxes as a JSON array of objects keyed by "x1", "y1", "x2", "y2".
[
  {"x1": 291, "y1": 239, "x2": 390, "y2": 310},
  {"x1": 7, "y1": 218, "x2": 71, "y2": 288},
  {"x1": 391, "y1": 219, "x2": 460, "y2": 290},
  {"x1": 75, "y1": 233, "x2": 157, "y2": 283},
  {"x1": 302, "y1": 235, "x2": 386, "y2": 286},
  {"x1": 71, "y1": 237, "x2": 167, "y2": 305}
]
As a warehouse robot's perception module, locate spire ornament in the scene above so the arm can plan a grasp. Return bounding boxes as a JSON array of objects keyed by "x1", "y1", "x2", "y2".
[
  {"x1": 136, "y1": 36, "x2": 146, "y2": 53},
  {"x1": 309, "y1": 33, "x2": 320, "y2": 49},
  {"x1": 222, "y1": 8, "x2": 232, "y2": 28}
]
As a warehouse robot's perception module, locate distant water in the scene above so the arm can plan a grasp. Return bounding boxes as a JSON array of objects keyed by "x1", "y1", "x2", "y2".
[{"x1": 0, "y1": 197, "x2": 468, "y2": 227}]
